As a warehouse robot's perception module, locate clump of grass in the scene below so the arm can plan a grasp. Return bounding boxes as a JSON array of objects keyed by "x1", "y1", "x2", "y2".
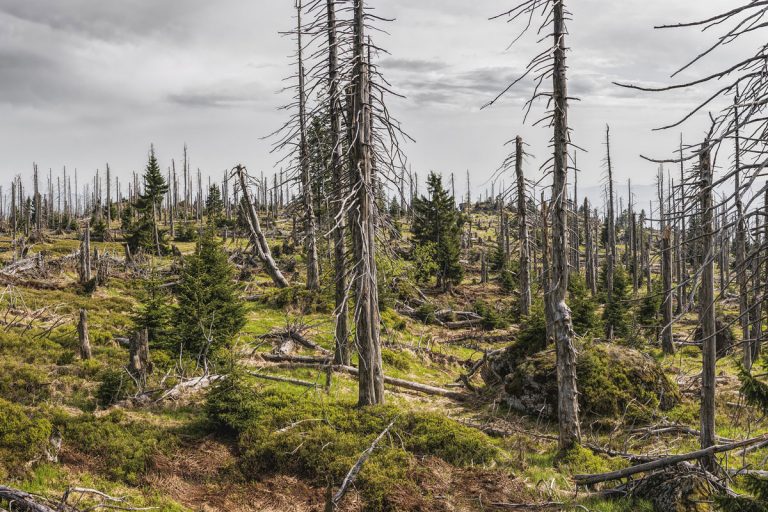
[{"x1": 206, "y1": 372, "x2": 500, "y2": 511}]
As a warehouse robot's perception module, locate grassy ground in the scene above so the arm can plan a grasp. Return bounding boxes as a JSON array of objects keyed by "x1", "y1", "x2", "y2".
[{"x1": 0, "y1": 215, "x2": 764, "y2": 511}]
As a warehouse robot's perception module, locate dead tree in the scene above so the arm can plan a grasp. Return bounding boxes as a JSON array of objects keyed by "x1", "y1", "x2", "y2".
[
  {"x1": 129, "y1": 328, "x2": 151, "y2": 389},
  {"x1": 515, "y1": 136, "x2": 531, "y2": 316},
  {"x1": 79, "y1": 220, "x2": 92, "y2": 285},
  {"x1": 698, "y1": 142, "x2": 717, "y2": 471},
  {"x1": 295, "y1": 0, "x2": 321, "y2": 291},
  {"x1": 584, "y1": 198, "x2": 596, "y2": 295},
  {"x1": 350, "y1": 0, "x2": 384, "y2": 406},
  {"x1": 78, "y1": 309, "x2": 91, "y2": 360},
  {"x1": 234, "y1": 165, "x2": 289, "y2": 288},
  {"x1": 604, "y1": 125, "x2": 617, "y2": 339},
  {"x1": 326, "y1": 0, "x2": 351, "y2": 365},
  {"x1": 487, "y1": 0, "x2": 582, "y2": 452}
]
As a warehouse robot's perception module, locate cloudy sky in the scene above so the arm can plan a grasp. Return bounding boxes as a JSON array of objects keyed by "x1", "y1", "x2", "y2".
[{"x1": 0, "y1": 0, "x2": 757, "y2": 206}]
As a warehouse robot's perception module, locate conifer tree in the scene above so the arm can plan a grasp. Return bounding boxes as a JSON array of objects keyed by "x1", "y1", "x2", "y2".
[
  {"x1": 174, "y1": 229, "x2": 245, "y2": 366},
  {"x1": 205, "y1": 184, "x2": 224, "y2": 225},
  {"x1": 132, "y1": 270, "x2": 173, "y2": 349},
  {"x1": 129, "y1": 146, "x2": 169, "y2": 255},
  {"x1": 412, "y1": 172, "x2": 463, "y2": 291}
]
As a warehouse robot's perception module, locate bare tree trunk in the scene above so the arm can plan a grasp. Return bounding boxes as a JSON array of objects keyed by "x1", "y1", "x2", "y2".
[
  {"x1": 678, "y1": 136, "x2": 688, "y2": 312},
  {"x1": 584, "y1": 198, "x2": 596, "y2": 295},
  {"x1": 550, "y1": 0, "x2": 581, "y2": 452},
  {"x1": 327, "y1": 0, "x2": 350, "y2": 365},
  {"x1": 297, "y1": 0, "x2": 321, "y2": 291},
  {"x1": 605, "y1": 125, "x2": 616, "y2": 339},
  {"x1": 235, "y1": 165, "x2": 290, "y2": 288},
  {"x1": 541, "y1": 198, "x2": 552, "y2": 343},
  {"x1": 79, "y1": 220, "x2": 92, "y2": 284},
  {"x1": 661, "y1": 226, "x2": 675, "y2": 354},
  {"x1": 129, "y1": 328, "x2": 151, "y2": 390},
  {"x1": 516, "y1": 136, "x2": 531, "y2": 317},
  {"x1": 78, "y1": 309, "x2": 91, "y2": 360},
  {"x1": 698, "y1": 143, "x2": 716, "y2": 471},
  {"x1": 660, "y1": 170, "x2": 675, "y2": 354},
  {"x1": 351, "y1": 0, "x2": 384, "y2": 406}
]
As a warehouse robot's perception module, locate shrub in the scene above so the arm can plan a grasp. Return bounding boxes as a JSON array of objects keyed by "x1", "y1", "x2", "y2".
[
  {"x1": 96, "y1": 368, "x2": 137, "y2": 407},
  {"x1": 473, "y1": 300, "x2": 512, "y2": 330}
]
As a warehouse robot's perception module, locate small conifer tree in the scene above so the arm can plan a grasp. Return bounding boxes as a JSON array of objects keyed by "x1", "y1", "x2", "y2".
[
  {"x1": 412, "y1": 172, "x2": 463, "y2": 291},
  {"x1": 174, "y1": 229, "x2": 245, "y2": 365}
]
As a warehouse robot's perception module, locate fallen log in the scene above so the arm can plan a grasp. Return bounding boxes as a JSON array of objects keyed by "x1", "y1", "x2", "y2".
[
  {"x1": 573, "y1": 434, "x2": 768, "y2": 486},
  {"x1": 0, "y1": 486, "x2": 57, "y2": 512},
  {"x1": 248, "y1": 371, "x2": 319, "y2": 388},
  {"x1": 254, "y1": 358, "x2": 466, "y2": 400}
]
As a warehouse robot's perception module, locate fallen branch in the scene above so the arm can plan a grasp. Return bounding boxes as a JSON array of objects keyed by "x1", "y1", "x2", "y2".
[
  {"x1": 574, "y1": 434, "x2": 768, "y2": 486},
  {"x1": 247, "y1": 371, "x2": 319, "y2": 388},
  {"x1": 326, "y1": 418, "x2": 398, "y2": 511}
]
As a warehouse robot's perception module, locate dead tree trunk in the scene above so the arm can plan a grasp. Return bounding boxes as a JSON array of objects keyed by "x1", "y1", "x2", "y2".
[
  {"x1": 129, "y1": 328, "x2": 151, "y2": 389},
  {"x1": 584, "y1": 198, "x2": 596, "y2": 295},
  {"x1": 235, "y1": 165, "x2": 289, "y2": 288},
  {"x1": 297, "y1": 0, "x2": 321, "y2": 291},
  {"x1": 660, "y1": 171, "x2": 675, "y2": 354},
  {"x1": 327, "y1": 0, "x2": 350, "y2": 365},
  {"x1": 515, "y1": 136, "x2": 531, "y2": 316},
  {"x1": 79, "y1": 220, "x2": 92, "y2": 284},
  {"x1": 351, "y1": 0, "x2": 384, "y2": 406},
  {"x1": 698, "y1": 142, "x2": 717, "y2": 471},
  {"x1": 78, "y1": 309, "x2": 91, "y2": 360},
  {"x1": 605, "y1": 125, "x2": 616, "y2": 339},
  {"x1": 661, "y1": 226, "x2": 675, "y2": 354},
  {"x1": 549, "y1": 0, "x2": 581, "y2": 452}
]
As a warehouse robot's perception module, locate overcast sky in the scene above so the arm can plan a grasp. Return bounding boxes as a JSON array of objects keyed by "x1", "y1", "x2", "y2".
[{"x1": 0, "y1": 0, "x2": 757, "y2": 206}]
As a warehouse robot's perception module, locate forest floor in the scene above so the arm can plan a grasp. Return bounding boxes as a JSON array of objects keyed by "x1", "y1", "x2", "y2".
[{"x1": 0, "y1": 215, "x2": 765, "y2": 512}]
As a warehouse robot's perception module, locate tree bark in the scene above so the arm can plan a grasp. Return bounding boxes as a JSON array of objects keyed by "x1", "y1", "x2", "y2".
[
  {"x1": 549, "y1": 0, "x2": 581, "y2": 452},
  {"x1": 515, "y1": 136, "x2": 531, "y2": 316},
  {"x1": 351, "y1": 0, "x2": 384, "y2": 406},
  {"x1": 297, "y1": 0, "x2": 321, "y2": 291},
  {"x1": 698, "y1": 142, "x2": 717, "y2": 471},
  {"x1": 584, "y1": 198, "x2": 596, "y2": 295},
  {"x1": 661, "y1": 226, "x2": 675, "y2": 354},
  {"x1": 605, "y1": 125, "x2": 616, "y2": 339},
  {"x1": 78, "y1": 309, "x2": 91, "y2": 360},
  {"x1": 327, "y1": 0, "x2": 351, "y2": 365}
]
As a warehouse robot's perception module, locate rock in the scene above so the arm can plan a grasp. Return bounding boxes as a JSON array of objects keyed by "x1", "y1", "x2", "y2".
[{"x1": 488, "y1": 342, "x2": 680, "y2": 420}]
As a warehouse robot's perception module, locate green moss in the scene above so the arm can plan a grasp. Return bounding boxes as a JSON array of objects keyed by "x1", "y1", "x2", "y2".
[
  {"x1": 55, "y1": 410, "x2": 173, "y2": 485},
  {"x1": 556, "y1": 445, "x2": 625, "y2": 474},
  {"x1": 207, "y1": 373, "x2": 500, "y2": 511},
  {"x1": 505, "y1": 343, "x2": 680, "y2": 422},
  {"x1": 381, "y1": 349, "x2": 412, "y2": 371},
  {"x1": 0, "y1": 399, "x2": 52, "y2": 479},
  {"x1": 0, "y1": 362, "x2": 51, "y2": 405}
]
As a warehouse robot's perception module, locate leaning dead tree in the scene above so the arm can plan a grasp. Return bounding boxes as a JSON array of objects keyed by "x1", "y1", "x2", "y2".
[
  {"x1": 487, "y1": 0, "x2": 582, "y2": 452},
  {"x1": 234, "y1": 165, "x2": 290, "y2": 289}
]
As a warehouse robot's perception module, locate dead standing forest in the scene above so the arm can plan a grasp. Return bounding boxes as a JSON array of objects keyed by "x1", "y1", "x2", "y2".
[{"x1": 0, "y1": 1, "x2": 767, "y2": 511}]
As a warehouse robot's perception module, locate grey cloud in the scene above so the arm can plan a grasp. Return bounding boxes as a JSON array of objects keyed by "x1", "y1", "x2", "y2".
[
  {"x1": 380, "y1": 58, "x2": 449, "y2": 72},
  {"x1": 0, "y1": 0, "x2": 206, "y2": 42}
]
